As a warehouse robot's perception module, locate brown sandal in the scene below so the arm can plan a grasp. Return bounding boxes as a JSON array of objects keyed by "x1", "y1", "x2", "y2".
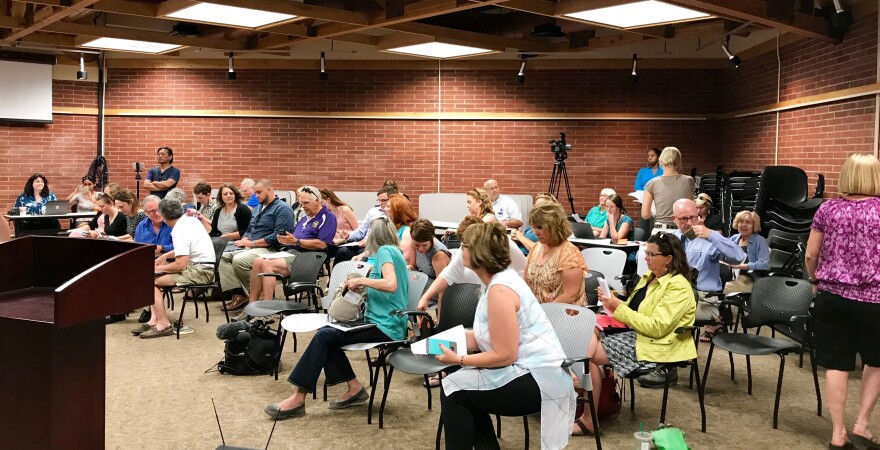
[{"x1": 572, "y1": 418, "x2": 595, "y2": 436}]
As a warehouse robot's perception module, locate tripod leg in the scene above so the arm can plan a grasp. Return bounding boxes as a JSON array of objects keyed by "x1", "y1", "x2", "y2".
[{"x1": 559, "y1": 162, "x2": 576, "y2": 214}]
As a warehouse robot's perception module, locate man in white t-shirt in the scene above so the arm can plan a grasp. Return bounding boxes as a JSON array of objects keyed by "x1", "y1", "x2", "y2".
[
  {"x1": 134, "y1": 198, "x2": 216, "y2": 339},
  {"x1": 484, "y1": 179, "x2": 523, "y2": 228}
]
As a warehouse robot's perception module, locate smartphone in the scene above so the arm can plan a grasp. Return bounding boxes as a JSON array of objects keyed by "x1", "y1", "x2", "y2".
[
  {"x1": 427, "y1": 338, "x2": 457, "y2": 355},
  {"x1": 278, "y1": 231, "x2": 289, "y2": 236},
  {"x1": 684, "y1": 228, "x2": 697, "y2": 240},
  {"x1": 506, "y1": 228, "x2": 513, "y2": 235},
  {"x1": 598, "y1": 277, "x2": 612, "y2": 298}
]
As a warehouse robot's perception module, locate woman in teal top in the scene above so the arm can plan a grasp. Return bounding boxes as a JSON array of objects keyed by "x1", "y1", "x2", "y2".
[
  {"x1": 584, "y1": 188, "x2": 616, "y2": 236},
  {"x1": 265, "y1": 216, "x2": 409, "y2": 420}
]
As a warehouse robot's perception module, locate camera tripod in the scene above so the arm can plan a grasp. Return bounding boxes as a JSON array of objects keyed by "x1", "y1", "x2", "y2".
[{"x1": 548, "y1": 152, "x2": 576, "y2": 214}]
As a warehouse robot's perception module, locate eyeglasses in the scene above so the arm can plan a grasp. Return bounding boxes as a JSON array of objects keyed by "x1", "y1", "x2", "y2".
[
  {"x1": 645, "y1": 251, "x2": 668, "y2": 259},
  {"x1": 145, "y1": 208, "x2": 160, "y2": 215},
  {"x1": 674, "y1": 215, "x2": 699, "y2": 222}
]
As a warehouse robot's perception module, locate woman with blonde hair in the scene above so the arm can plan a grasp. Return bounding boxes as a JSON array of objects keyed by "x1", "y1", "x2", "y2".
[
  {"x1": 524, "y1": 203, "x2": 588, "y2": 305},
  {"x1": 806, "y1": 153, "x2": 880, "y2": 449},
  {"x1": 510, "y1": 193, "x2": 559, "y2": 254},
  {"x1": 114, "y1": 189, "x2": 146, "y2": 241},
  {"x1": 727, "y1": 210, "x2": 769, "y2": 272},
  {"x1": 642, "y1": 146, "x2": 695, "y2": 233},
  {"x1": 465, "y1": 188, "x2": 497, "y2": 223}
]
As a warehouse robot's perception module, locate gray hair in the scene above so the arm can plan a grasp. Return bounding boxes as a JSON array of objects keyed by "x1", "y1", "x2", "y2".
[
  {"x1": 298, "y1": 185, "x2": 321, "y2": 201},
  {"x1": 659, "y1": 146, "x2": 682, "y2": 170},
  {"x1": 365, "y1": 217, "x2": 399, "y2": 256},
  {"x1": 158, "y1": 198, "x2": 183, "y2": 220},
  {"x1": 143, "y1": 195, "x2": 161, "y2": 206},
  {"x1": 241, "y1": 178, "x2": 255, "y2": 188},
  {"x1": 167, "y1": 188, "x2": 188, "y2": 205}
]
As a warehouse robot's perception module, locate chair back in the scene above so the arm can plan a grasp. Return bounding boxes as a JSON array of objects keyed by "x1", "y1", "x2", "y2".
[
  {"x1": 435, "y1": 283, "x2": 481, "y2": 334},
  {"x1": 742, "y1": 277, "x2": 813, "y2": 331},
  {"x1": 321, "y1": 260, "x2": 370, "y2": 309},
  {"x1": 571, "y1": 222, "x2": 594, "y2": 239},
  {"x1": 209, "y1": 237, "x2": 229, "y2": 288},
  {"x1": 541, "y1": 303, "x2": 596, "y2": 388},
  {"x1": 406, "y1": 271, "x2": 429, "y2": 310},
  {"x1": 581, "y1": 247, "x2": 628, "y2": 290},
  {"x1": 584, "y1": 269, "x2": 605, "y2": 306},
  {"x1": 287, "y1": 252, "x2": 327, "y2": 285}
]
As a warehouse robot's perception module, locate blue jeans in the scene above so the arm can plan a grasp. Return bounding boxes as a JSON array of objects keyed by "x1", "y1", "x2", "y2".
[{"x1": 288, "y1": 326, "x2": 391, "y2": 393}]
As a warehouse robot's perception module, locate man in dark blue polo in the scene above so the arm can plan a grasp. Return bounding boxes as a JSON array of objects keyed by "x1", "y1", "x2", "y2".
[
  {"x1": 219, "y1": 179, "x2": 294, "y2": 309},
  {"x1": 143, "y1": 146, "x2": 181, "y2": 199}
]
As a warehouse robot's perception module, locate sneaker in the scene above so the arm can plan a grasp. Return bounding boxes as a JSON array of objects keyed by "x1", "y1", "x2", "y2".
[
  {"x1": 637, "y1": 367, "x2": 678, "y2": 389},
  {"x1": 138, "y1": 309, "x2": 151, "y2": 323},
  {"x1": 139, "y1": 325, "x2": 174, "y2": 339},
  {"x1": 173, "y1": 324, "x2": 195, "y2": 335}
]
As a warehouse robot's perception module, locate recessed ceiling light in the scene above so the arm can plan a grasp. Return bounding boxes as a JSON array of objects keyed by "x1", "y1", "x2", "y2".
[
  {"x1": 563, "y1": 0, "x2": 710, "y2": 29},
  {"x1": 165, "y1": 3, "x2": 297, "y2": 29},
  {"x1": 80, "y1": 37, "x2": 183, "y2": 54},
  {"x1": 383, "y1": 42, "x2": 495, "y2": 59}
]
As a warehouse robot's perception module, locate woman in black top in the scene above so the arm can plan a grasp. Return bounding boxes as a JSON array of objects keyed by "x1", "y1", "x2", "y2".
[
  {"x1": 80, "y1": 194, "x2": 126, "y2": 238},
  {"x1": 208, "y1": 183, "x2": 252, "y2": 239}
]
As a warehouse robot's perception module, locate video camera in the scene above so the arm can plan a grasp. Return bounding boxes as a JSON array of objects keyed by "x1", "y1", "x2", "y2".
[{"x1": 549, "y1": 132, "x2": 571, "y2": 162}]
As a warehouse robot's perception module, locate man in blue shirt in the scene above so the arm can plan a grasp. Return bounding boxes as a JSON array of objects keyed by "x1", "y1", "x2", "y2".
[
  {"x1": 240, "y1": 178, "x2": 260, "y2": 211},
  {"x1": 633, "y1": 148, "x2": 664, "y2": 191},
  {"x1": 219, "y1": 179, "x2": 294, "y2": 309},
  {"x1": 143, "y1": 146, "x2": 181, "y2": 199},
  {"x1": 333, "y1": 185, "x2": 396, "y2": 262},
  {"x1": 133, "y1": 195, "x2": 174, "y2": 255}
]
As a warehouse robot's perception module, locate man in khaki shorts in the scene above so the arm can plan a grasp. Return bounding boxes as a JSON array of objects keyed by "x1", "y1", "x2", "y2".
[{"x1": 134, "y1": 197, "x2": 216, "y2": 339}]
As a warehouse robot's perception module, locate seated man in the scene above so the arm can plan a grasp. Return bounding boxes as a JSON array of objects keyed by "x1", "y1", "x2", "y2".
[
  {"x1": 333, "y1": 185, "x2": 396, "y2": 262},
  {"x1": 240, "y1": 178, "x2": 260, "y2": 211},
  {"x1": 219, "y1": 179, "x2": 294, "y2": 310},
  {"x1": 484, "y1": 179, "x2": 523, "y2": 229},
  {"x1": 237, "y1": 186, "x2": 336, "y2": 319},
  {"x1": 133, "y1": 195, "x2": 174, "y2": 255},
  {"x1": 133, "y1": 198, "x2": 215, "y2": 339}
]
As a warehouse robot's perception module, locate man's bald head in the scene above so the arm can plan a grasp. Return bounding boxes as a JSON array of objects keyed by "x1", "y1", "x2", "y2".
[
  {"x1": 672, "y1": 199, "x2": 698, "y2": 232},
  {"x1": 483, "y1": 179, "x2": 500, "y2": 202}
]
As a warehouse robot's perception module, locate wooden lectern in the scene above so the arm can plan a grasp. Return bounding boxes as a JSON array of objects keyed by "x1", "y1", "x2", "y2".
[{"x1": 0, "y1": 236, "x2": 154, "y2": 449}]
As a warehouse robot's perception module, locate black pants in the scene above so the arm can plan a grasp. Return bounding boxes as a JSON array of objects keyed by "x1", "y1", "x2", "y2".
[
  {"x1": 334, "y1": 245, "x2": 364, "y2": 263},
  {"x1": 287, "y1": 326, "x2": 390, "y2": 393},
  {"x1": 440, "y1": 373, "x2": 541, "y2": 450}
]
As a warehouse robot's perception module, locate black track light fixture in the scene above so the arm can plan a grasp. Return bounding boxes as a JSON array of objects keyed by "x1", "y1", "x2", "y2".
[
  {"x1": 829, "y1": 0, "x2": 853, "y2": 40},
  {"x1": 319, "y1": 52, "x2": 328, "y2": 80},
  {"x1": 721, "y1": 38, "x2": 741, "y2": 69},
  {"x1": 630, "y1": 54, "x2": 639, "y2": 83},
  {"x1": 515, "y1": 56, "x2": 526, "y2": 84},
  {"x1": 77, "y1": 53, "x2": 87, "y2": 80},
  {"x1": 227, "y1": 52, "x2": 236, "y2": 80}
]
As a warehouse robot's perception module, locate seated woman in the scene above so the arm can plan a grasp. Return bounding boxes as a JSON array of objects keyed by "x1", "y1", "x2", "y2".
[
  {"x1": 727, "y1": 210, "x2": 770, "y2": 274},
  {"x1": 321, "y1": 189, "x2": 359, "y2": 241},
  {"x1": 695, "y1": 193, "x2": 723, "y2": 232},
  {"x1": 67, "y1": 175, "x2": 98, "y2": 226},
  {"x1": 434, "y1": 222, "x2": 575, "y2": 449},
  {"x1": 409, "y1": 219, "x2": 451, "y2": 304},
  {"x1": 524, "y1": 203, "x2": 588, "y2": 306},
  {"x1": 114, "y1": 189, "x2": 146, "y2": 241},
  {"x1": 243, "y1": 186, "x2": 335, "y2": 314},
  {"x1": 208, "y1": 183, "x2": 252, "y2": 239},
  {"x1": 14, "y1": 173, "x2": 59, "y2": 231},
  {"x1": 264, "y1": 216, "x2": 409, "y2": 419},
  {"x1": 77, "y1": 194, "x2": 126, "y2": 238},
  {"x1": 510, "y1": 193, "x2": 559, "y2": 255},
  {"x1": 466, "y1": 188, "x2": 497, "y2": 223},
  {"x1": 597, "y1": 193, "x2": 634, "y2": 241},
  {"x1": 103, "y1": 182, "x2": 121, "y2": 199},
  {"x1": 380, "y1": 193, "x2": 417, "y2": 266},
  {"x1": 584, "y1": 188, "x2": 615, "y2": 237},
  {"x1": 573, "y1": 233, "x2": 696, "y2": 435}
]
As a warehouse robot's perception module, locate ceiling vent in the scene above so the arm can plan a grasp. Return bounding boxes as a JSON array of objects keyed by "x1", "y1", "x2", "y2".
[
  {"x1": 531, "y1": 24, "x2": 565, "y2": 38},
  {"x1": 170, "y1": 23, "x2": 202, "y2": 37}
]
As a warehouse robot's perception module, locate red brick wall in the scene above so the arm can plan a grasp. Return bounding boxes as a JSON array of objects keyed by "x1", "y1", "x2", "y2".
[{"x1": 721, "y1": 12, "x2": 879, "y2": 195}]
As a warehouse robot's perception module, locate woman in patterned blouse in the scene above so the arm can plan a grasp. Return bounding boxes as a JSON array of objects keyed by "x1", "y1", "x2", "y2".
[
  {"x1": 14, "y1": 173, "x2": 56, "y2": 215},
  {"x1": 524, "y1": 203, "x2": 588, "y2": 306}
]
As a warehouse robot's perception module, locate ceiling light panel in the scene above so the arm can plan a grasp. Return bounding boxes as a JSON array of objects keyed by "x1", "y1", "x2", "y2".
[
  {"x1": 384, "y1": 42, "x2": 495, "y2": 59},
  {"x1": 564, "y1": 0, "x2": 710, "y2": 29},
  {"x1": 165, "y1": 3, "x2": 297, "y2": 29},
  {"x1": 81, "y1": 37, "x2": 183, "y2": 54}
]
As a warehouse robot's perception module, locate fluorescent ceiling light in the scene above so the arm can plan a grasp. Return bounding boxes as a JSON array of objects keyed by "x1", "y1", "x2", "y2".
[
  {"x1": 80, "y1": 37, "x2": 183, "y2": 54},
  {"x1": 564, "y1": 0, "x2": 710, "y2": 29},
  {"x1": 384, "y1": 42, "x2": 495, "y2": 59},
  {"x1": 165, "y1": 3, "x2": 296, "y2": 29}
]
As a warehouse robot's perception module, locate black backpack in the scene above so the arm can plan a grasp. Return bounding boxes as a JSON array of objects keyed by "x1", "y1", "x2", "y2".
[{"x1": 217, "y1": 324, "x2": 280, "y2": 376}]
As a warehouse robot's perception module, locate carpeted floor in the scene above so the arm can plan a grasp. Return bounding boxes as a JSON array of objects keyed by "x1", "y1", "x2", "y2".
[{"x1": 106, "y1": 294, "x2": 872, "y2": 449}]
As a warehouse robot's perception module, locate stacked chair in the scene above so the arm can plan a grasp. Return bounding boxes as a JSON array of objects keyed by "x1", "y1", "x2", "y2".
[{"x1": 754, "y1": 166, "x2": 823, "y2": 237}]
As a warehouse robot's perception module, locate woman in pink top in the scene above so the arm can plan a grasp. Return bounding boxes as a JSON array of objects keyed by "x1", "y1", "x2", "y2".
[
  {"x1": 806, "y1": 153, "x2": 880, "y2": 450},
  {"x1": 320, "y1": 189, "x2": 359, "y2": 241}
]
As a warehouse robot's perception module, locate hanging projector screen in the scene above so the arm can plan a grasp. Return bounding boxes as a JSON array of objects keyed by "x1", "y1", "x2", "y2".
[{"x1": 0, "y1": 59, "x2": 53, "y2": 123}]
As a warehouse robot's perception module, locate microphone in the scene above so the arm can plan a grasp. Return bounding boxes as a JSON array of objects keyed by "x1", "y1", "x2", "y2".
[
  {"x1": 216, "y1": 321, "x2": 251, "y2": 341},
  {"x1": 235, "y1": 331, "x2": 252, "y2": 345}
]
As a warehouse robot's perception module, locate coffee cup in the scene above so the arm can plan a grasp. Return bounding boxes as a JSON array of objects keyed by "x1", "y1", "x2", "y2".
[{"x1": 18, "y1": 206, "x2": 27, "y2": 216}]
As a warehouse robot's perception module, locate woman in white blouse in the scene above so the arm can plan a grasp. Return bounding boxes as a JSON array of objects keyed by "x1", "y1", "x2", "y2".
[{"x1": 434, "y1": 222, "x2": 574, "y2": 449}]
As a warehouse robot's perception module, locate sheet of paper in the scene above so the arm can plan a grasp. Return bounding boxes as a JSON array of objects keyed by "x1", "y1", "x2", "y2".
[
  {"x1": 411, "y1": 325, "x2": 467, "y2": 356},
  {"x1": 571, "y1": 213, "x2": 584, "y2": 223},
  {"x1": 628, "y1": 191, "x2": 644, "y2": 204},
  {"x1": 281, "y1": 313, "x2": 329, "y2": 333},
  {"x1": 260, "y1": 251, "x2": 296, "y2": 259},
  {"x1": 340, "y1": 242, "x2": 361, "y2": 247}
]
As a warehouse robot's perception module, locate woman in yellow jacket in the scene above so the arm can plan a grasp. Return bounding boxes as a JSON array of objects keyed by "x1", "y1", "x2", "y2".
[{"x1": 573, "y1": 232, "x2": 696, "y2": 436}]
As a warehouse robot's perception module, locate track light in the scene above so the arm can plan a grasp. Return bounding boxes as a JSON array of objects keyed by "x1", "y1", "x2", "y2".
[
  {"x1": 77, "y1": 53, "x2": 87, "y2": 80},
  {"x1": 721, "y1": 40, "x2": 741, "y2": 68},
  {"x1": 319, "y1": 52, "x2": 328, "y2": 80},
  {"x1": 515, "y1": 57, "x2": 526, "y2": 84},
  {"x1": 829, "y1": 0, "x2": 853, "y2": 39},
  {"x1": 630, "y1": 53, "x2": 639, "y2": 83},
  {"x1": 227, "y1": 52, "x2": 236, "y2": 80}
]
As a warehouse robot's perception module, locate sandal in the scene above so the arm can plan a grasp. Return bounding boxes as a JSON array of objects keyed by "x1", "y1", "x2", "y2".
[
  {"x1": 849, "y1": 433, "x2": 880, "y2": 449},
  {"x1": 571, "y1": 418, "x2": 595, "y2": 436}
]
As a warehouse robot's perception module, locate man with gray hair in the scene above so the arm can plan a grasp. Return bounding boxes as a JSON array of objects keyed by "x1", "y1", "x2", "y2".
[
  {"x1": 133, "y1": 195, "x2": 174, "y2": 255},
  {"x1": 133, "y1": 197, "x2": 216, "y2": 339},
  {"x1": 484, "y1": 179, "x2": 523, "y2": 228},
  {"x1": 219, "y1": 179, "x2": 295, "y2": 310},
  {"x1": 240, "y1": 178, "x2": 259, "y2": 211}
]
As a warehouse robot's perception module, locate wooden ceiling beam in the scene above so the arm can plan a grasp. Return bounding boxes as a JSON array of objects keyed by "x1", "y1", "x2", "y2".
[
  {"x1": 385, "y1": 22, "x2": 553, "y2": 53},
  {"x1": 3, "y1": 0, "x2": 101, "y2": 42},
  {"x1": 664, "y1": 0, "x2": 836, "y2": 43}
]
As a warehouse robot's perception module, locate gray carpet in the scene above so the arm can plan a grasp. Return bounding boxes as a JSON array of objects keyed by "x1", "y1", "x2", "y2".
[{"x1": 105, "y1": 295, "x2": 871, "y2": 449}]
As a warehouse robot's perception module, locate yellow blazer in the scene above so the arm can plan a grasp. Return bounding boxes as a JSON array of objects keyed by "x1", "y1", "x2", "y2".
[{"x1": 611, "y1": 272, "x2": 697, "y2": 363}]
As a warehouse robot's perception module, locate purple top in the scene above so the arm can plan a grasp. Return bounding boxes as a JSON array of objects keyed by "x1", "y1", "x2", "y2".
[
  {"x1": 289, "y1": 205, "x2": 337, "y2": 252},
  {"x1": 812, "y1": 197, "x2": 880, "y2": 303}
]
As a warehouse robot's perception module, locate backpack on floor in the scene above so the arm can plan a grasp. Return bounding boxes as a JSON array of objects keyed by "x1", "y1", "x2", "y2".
[{"x1": 217, "y1": 322, "x2": 279, "y2": 376}]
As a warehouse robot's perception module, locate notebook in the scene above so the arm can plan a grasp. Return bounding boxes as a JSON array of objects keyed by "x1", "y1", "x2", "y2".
[{"x1": 44, "y1": 200, "x2": 69, "y2": 215}]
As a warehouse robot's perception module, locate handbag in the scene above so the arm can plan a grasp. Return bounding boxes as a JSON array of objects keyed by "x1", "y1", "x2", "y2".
[
  {"x1": 574, "y1": 366, "x2": 621, "y2": 421},
  {"x1": 651, "y1": 425, "x2": 690, "y2": 450},
  {"x1": 328, "y1": 272, "x2": 368, "y2": 322},
  {"x1": 723, "y1": 273, "x2": 754, "y2": 294}
]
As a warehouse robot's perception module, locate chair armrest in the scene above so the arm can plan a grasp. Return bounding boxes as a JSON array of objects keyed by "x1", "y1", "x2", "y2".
[
  {"x1": 389, "y1": 309, "x2": 436, "y2": 331},
  {"x1": 286, "y1": 282, "x2": 324, "y2": 297},
  {"x1": 258, "y1": 272, "x2": 285, "y2": 280},
  {"x1": 562, "y1": 356, "x2": 591, "y2": 369}
]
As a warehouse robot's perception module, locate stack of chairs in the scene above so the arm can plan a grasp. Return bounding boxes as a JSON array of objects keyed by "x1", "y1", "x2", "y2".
[
  {"x1": 723, "y1": 170, "x2": 761, "y2": 233},
  {"x1": 754, "y1": 166, "x2": 823, "y2": 237}
]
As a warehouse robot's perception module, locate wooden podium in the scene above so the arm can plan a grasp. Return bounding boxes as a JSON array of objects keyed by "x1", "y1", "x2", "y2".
[{"x1": 0, "y1": 236, "x2": 154, "y2": 449}]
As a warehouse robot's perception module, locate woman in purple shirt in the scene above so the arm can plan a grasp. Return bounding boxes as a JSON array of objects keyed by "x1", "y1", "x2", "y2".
[{"x1": 806, "y1": 154, "x2": 880, "y2": 450}]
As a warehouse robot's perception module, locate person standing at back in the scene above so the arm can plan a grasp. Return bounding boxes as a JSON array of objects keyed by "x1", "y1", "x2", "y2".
[
  {"x1": 634, "y1": 147, "x2": 664, "y2": 191},
  {"x1": 806, "y1": 154, "x2": 880, "y2": 450},
  {"x1": 642, "y1": 147, "x2": 695, "y2": 234},
  {"x1": 143, "y1": 146, "x2": 180, "y2": 199}
]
